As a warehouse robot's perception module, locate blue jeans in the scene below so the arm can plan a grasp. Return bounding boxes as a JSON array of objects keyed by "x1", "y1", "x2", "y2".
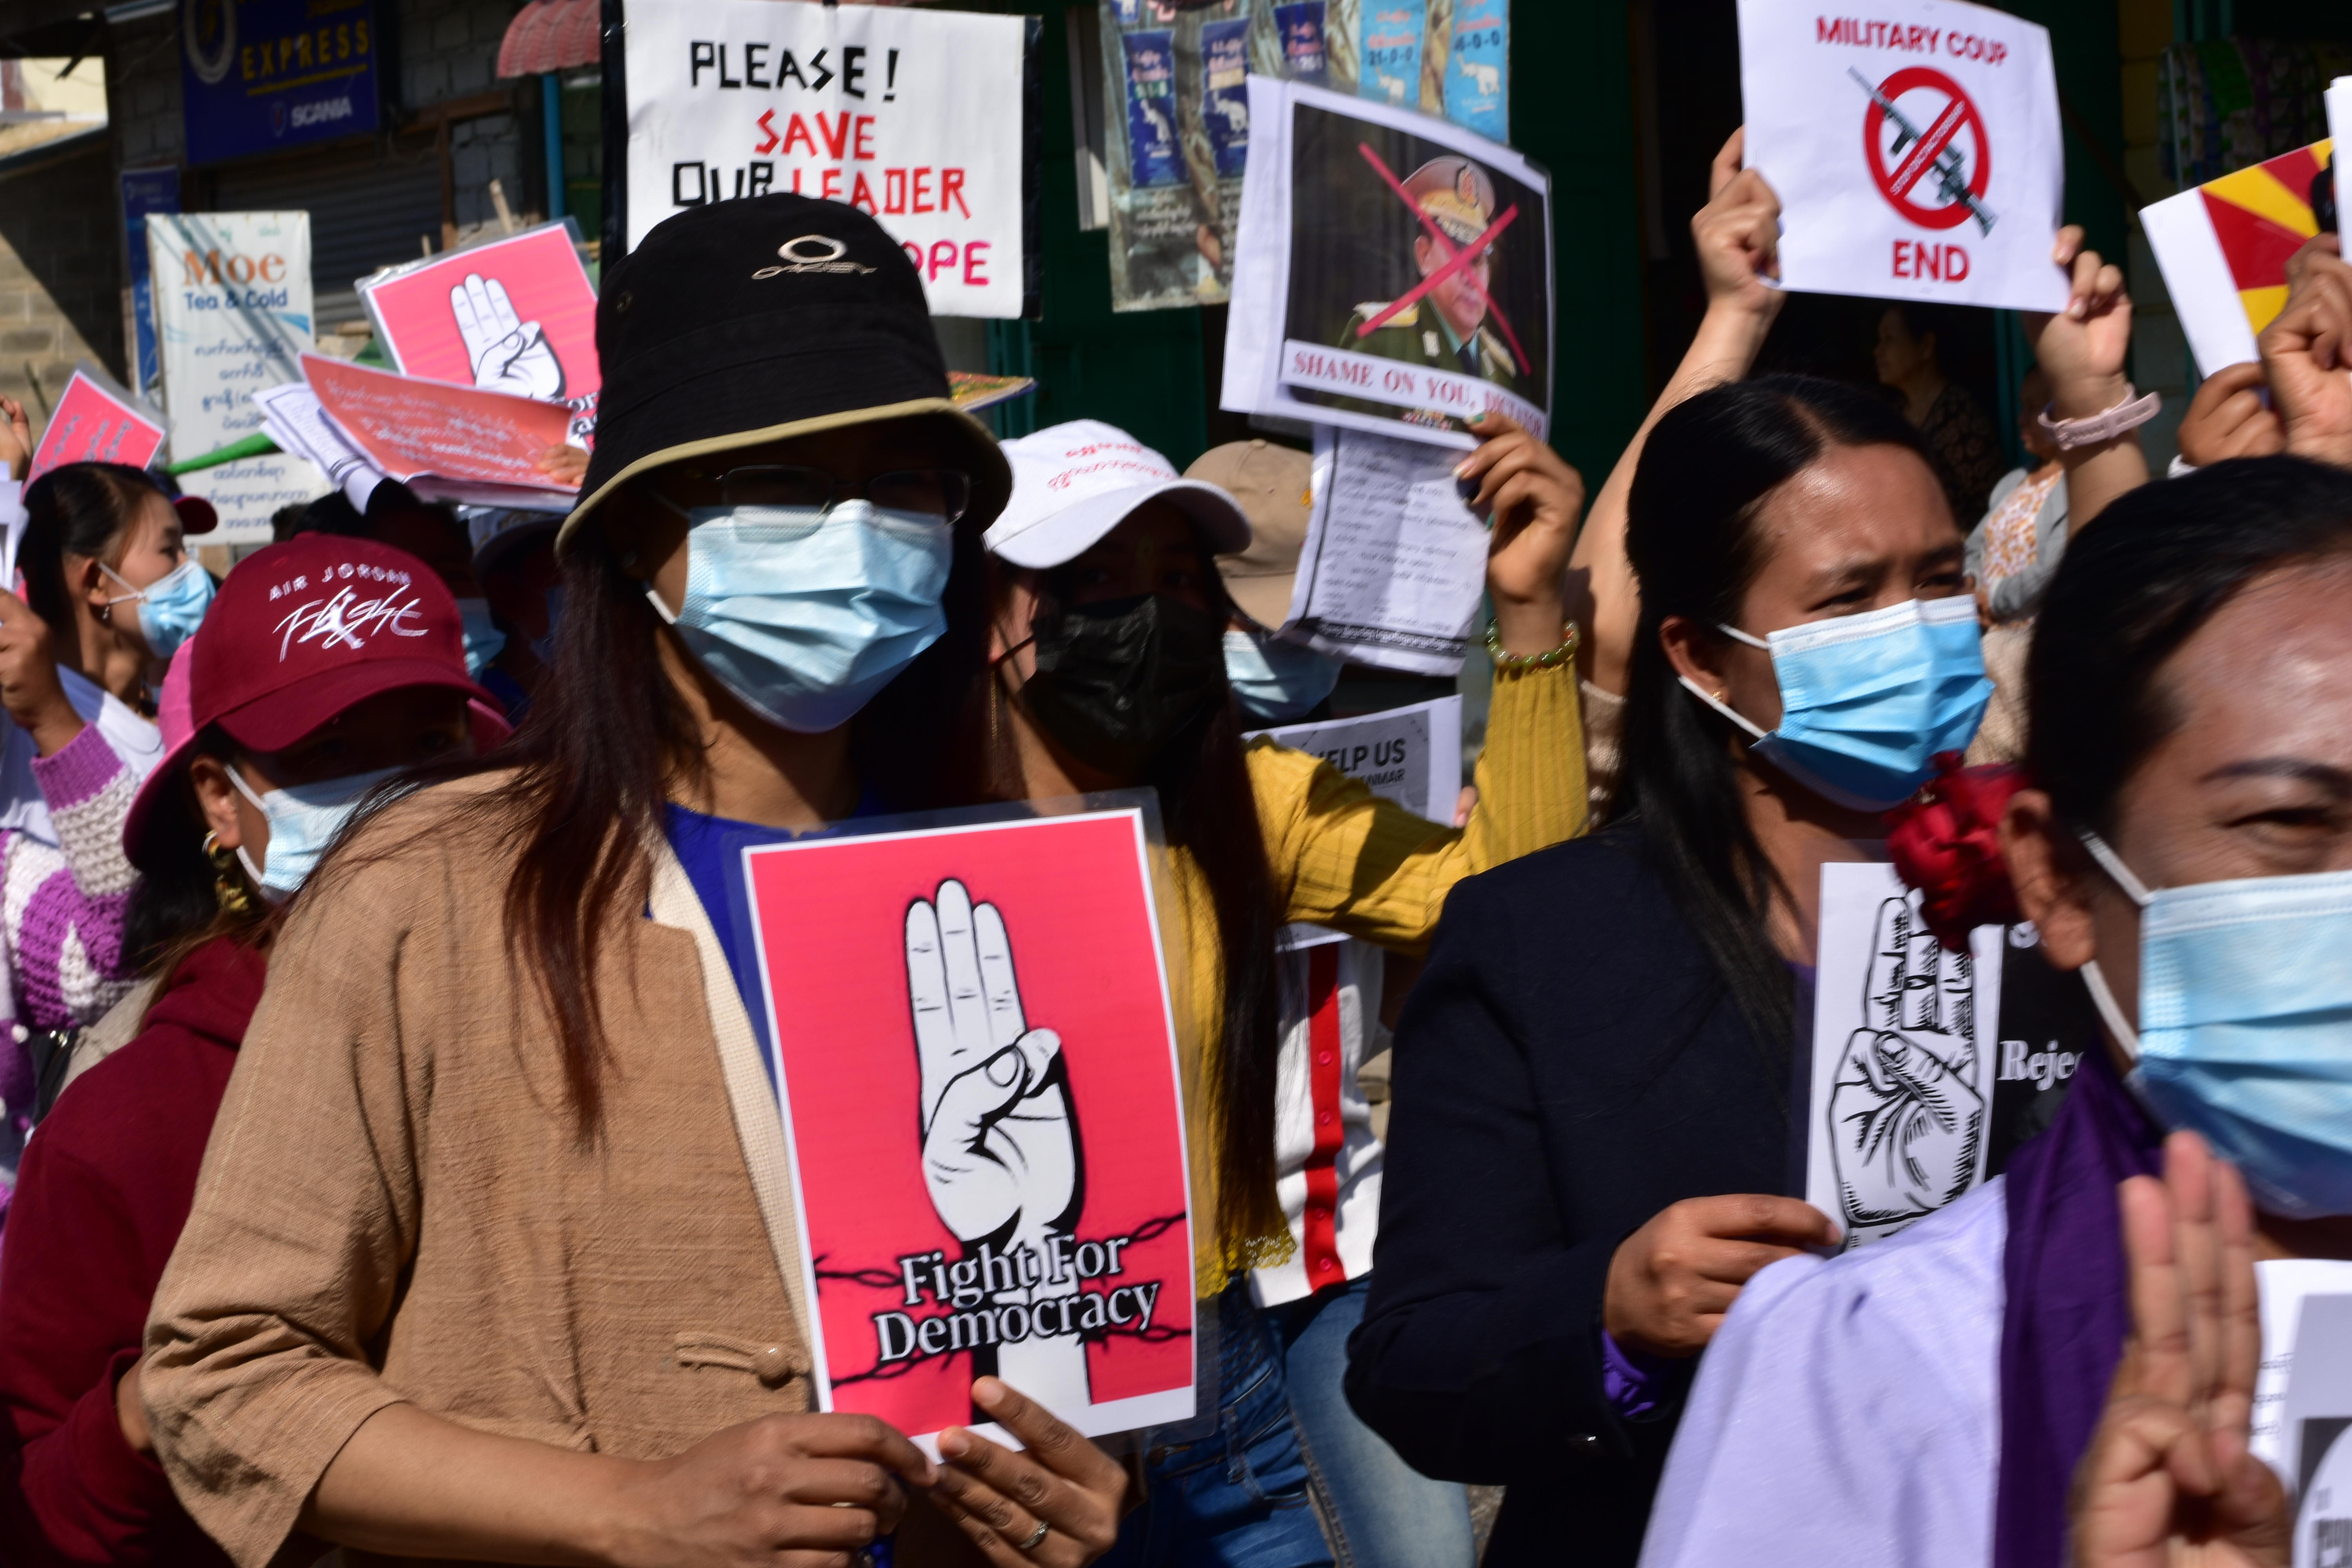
[
  {"x1": 1096, "y1": 1283, "x2": 1333, "y2": 1568},
  {"x1": 1267, "y1": 1274, "x2": 1475, "y2": 1568}
]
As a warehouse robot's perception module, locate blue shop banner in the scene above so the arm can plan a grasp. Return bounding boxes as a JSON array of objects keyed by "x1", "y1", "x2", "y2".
[
  {"x1": 120, "y1": 167, "x2": 180, "y2": 395},
  {"x1": 180, "y1": 0, "x2": 380, "y2": 167}
]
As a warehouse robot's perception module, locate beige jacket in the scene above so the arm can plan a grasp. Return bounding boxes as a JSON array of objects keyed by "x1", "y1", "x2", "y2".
[{"x1": 142, "y1": 781, "x2": 822, "y2": 1568}]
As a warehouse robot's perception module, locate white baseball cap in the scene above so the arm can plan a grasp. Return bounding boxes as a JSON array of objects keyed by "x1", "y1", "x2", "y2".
[{"x1": 984, "y1": 419, "x2": 1252, "y2": 569}]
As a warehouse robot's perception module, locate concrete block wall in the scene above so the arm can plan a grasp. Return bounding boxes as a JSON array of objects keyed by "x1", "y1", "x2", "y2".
[
  {"x1": 0, "y1": 135, "x2": 131, "y2": 434},
  {"x1": 397, "y1": 0, "x2": 532, "y2": 232}
]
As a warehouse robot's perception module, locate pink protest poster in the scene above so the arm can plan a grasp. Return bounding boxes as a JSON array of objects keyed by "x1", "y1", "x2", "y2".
[
  {"x1": 357, "y1": 222, "x2": 599, "y2": 421},
  {"x1": 302, "y1": 354, "x2": 575, "y2": 497},
  {"x1": 28, "y1": 369, "x2": 167, "y2": 480},
  {"x1": 743, "y1": 808, "x2": 1197, "y2": 1448}
]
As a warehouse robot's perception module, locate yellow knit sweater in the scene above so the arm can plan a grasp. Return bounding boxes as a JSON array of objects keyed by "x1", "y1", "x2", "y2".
[{"x1": 1174, "y1": 661, "x2": 1588, "y2": 1294}]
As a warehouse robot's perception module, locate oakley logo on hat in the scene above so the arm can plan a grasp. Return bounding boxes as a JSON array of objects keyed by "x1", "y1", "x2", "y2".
[{"x1": 753, "y1": 234, "x2": 878, "y2": 279}]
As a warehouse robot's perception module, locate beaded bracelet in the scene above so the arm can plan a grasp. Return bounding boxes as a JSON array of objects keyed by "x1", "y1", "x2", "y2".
[{"x1": 1486, "y1": 619, "x2": 1580, "y2": 671}]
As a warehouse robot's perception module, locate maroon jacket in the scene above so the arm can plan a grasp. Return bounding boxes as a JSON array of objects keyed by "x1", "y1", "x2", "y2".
[{"x1": 0, "y1": 935, "x2": 264, "y2": 1566}]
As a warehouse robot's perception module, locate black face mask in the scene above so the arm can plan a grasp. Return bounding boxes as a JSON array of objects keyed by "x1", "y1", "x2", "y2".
[{"x1": 1019, "y1": 593, "x2": 1227, "y2": 777}]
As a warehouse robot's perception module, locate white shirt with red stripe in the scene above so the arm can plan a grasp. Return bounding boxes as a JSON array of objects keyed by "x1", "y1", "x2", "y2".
[{"x1": 1251, "y1": 937, "x2": 1385, "y2": 1307}]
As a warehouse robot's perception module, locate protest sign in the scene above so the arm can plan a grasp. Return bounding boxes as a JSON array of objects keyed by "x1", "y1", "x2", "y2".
[
  {"x1": 2143, "y1": 137, "x2": 2336, "y2": 376},
  {"x1": 358, "y1": 221, "x2": 600, "y2": 444},
  {"x1": 1282, "y1": 426, "x2": 1489, "y2": 672},
  {"x1": 619, "y1": 0, "x2": 1038, "y2": 318},
  {"x1": 302, "y1": 355, "x2": 577, "y2": 511},
  {"x1": 2332, "y1": 80, "x2": 2350, "y2": 238},
  {"x1": 2249, "y1": 1263, "x2": 2352, "y2": 1488},
  {"x1": 1247, "y1": 694, "x2": 1461, "y2": 949},
  {"x1": 147, "y1": 212, "x2": 315, "y2": 468},
  {"x1": 1800, "y1": 862, "x2": 2101, "y2": 1249},
  {"x1": 179, "y1": 0, "x2": 380, "y2": 167},
  {"x1": 1737, "y1": 0, "x2": 2068, "y2": 314},
  {"x1": 740, "y1": 805, "x2": 1195, "y2": 1451},
  {"x1": 254, "y1": 382, "x2": 387, "y2": 512},
  {"x1": 27, "y1": 367, "x2": 168, "y2": 481},
  {"x1": 1224, "y1": 76, "x2": 1551, "y2": 447}
]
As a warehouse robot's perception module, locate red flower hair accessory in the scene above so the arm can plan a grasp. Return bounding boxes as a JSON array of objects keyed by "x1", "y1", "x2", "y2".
[{"x1": 1884, "y1": 751, "x2": 2030, "y2": 951}]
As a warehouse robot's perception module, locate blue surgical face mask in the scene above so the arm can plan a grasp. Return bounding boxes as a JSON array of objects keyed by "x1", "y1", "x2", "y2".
[
  {"x1": 454, "y1": 597, "x2": 507, "y2": 679},
  {"x1": 104, "y1": 558, "x2": 215, "y2": 660},
  {"x1": 1679, "y1": 596, "x2": 1993, "y2": 811},
  {"x1": 2078, "y1": 833, "x2": 2352, "y2": 1219},
  {"x1": 648, "y1": 499, "x2": 952, "y2": 734},
  {"x1": 227, "y1": 764, "x2": 402, "y2": 904},
  {"x1": 1224, "y1": 627, "x2": 1344, "y2": 724}
]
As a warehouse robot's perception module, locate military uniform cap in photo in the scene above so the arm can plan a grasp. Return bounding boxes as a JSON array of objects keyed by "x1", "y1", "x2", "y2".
[
  {"x1": 1184, "y1": 439, "x2": 1314, "y2": 630},
  {"x1": 122, "y1": 534, "x2": 507, "y2": 869},
  {"x1": 985, "y1": 420, "x2": 1253, "y2": 569},
  {"x1": 1736, "y1": 0, "x2": 2068, "y2": 312},
  {"x1": 1345, "y1": 157, "x2": 1521, "y2": 389},
  {"x1": 561, "y1": 194, "x2": 1012, "y2": 552}
]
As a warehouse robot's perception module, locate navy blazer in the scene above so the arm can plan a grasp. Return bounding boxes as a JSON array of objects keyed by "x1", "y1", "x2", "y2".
[{"x1": 1346, "y1": 828, "x2": 1793, "y2": 1567}]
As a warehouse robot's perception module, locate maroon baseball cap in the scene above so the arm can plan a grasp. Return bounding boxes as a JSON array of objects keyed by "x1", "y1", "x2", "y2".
[{"x1": 124, "y1": 535, "x2": 503, "y2": 866}]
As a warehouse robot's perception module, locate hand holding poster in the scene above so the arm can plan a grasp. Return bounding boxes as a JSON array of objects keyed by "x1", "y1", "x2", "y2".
[
  {"x1": 358, "y1": 220, "x2": 601, "y2": 442},
  {"x1": 1737, "y1": 0, "x2": 2068, "y2": 313},
  {"x1": 1224, "y1": 76, "x2": 1552, "y2": 448},
  {"x1": 621, "y1": 0, "x2": 1036, "y2": 318},
  {"x1": 741, "y1": 807, "x2": 1195, "y2": 1452},
  {"x1": 1282, "y1": 428, "x2": 1490, "y2": 673},
  {"x1": 302, "y1": 355, "x2": 578, "y2": 511},
  {"x1": 2143, "y1": 137, "x2": 2336, "y2": 375},
  {"x1": 27, "y1": 367, "x2": 167, "y2": 481}
]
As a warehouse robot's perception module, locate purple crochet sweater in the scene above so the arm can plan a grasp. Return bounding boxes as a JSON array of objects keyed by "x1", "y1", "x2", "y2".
[{"x1": 0, "y1": 724, "x2": 140, "y2": 1132}]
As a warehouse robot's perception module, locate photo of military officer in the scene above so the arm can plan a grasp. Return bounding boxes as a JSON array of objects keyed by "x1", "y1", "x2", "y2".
[
  {"x1": 1341, "y1": 156, "x2": 1519, "y2": 396},
  {"x1": 1280, "y1": 100, "x2": 1550, "y2": 439}
]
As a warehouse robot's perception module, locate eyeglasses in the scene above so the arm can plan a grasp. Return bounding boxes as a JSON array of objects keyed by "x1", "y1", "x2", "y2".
[{"x1": 670, "y1": 465, "x2": 971, "y2": 525}]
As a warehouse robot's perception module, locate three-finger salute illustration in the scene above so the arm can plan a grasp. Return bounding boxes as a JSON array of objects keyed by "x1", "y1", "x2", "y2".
[{"x1": 450, "y1": 273, "x2": 564, "y2": 400}]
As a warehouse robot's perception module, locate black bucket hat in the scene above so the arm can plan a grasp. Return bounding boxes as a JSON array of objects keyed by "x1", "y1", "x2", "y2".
[{"x1": 559, "y1": 194, "x2": 1011, "y2": 552}]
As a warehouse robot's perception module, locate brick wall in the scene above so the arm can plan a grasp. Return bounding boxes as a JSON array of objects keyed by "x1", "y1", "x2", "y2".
[
  {"x1": 0, "y1": 132, "x2": 129, "y2": 434},
  {"x1": 398, "y1": 0, "x2": 534, "y2": 232}
]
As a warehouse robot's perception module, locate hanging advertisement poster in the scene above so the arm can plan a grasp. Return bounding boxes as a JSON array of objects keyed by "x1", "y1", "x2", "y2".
[
  {"x1": 1099, "y1": 0, "x2": 1253, "y2": 313},
  {"x1": 1358, "y1": 0, "x2": 1426, "y2": 107},
  {"x1": 739, "y1": 803, "x2": 1197, "y2": 1452},
  {"x1": 1442, "y1": 0, "x2": 1508, "y2": 142},
  {"x1": 26, "y1": 367, "x2": 167, "y2": 481},
  {"x1": 1738, "y1": 0, "x2": 2069, "y2": 313},
  {"x1": 2142, "y1": 137, "x2": 2335, "y2": 376},
  {"x1": 1271, "y1": 2, "x2": 1331, "y2": 81},
  {"x1": 146, "y1": 211, "x2": 330, "y2": 537},
  {"x1": 1223, "y1": 76, "x2": 1552, "y2": 448},
  {"x1": 357, "y1": 220, "x2": 601, "y2": 444},
  {"x1": 618, "y1": 0, "x2": 1039, "y2": 319},
  {"x1": 179, "y1": 0, "x2": 380, "y2": 167}
]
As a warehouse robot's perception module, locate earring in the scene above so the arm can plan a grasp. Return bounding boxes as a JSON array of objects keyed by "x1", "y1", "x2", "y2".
[{"x1": 203, "y1": 831, "x2": 258, "y2": 917}]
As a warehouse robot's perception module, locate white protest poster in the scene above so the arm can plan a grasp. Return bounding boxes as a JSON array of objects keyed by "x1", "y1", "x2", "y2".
[
  {"x1": 1223, "y1": 75, "x2": 1552, "y2": 449},
  {"x1": 1737, "y1": 0, "x2": 2068, "y2": 313},
  {"x1": 1247, "y1": 694, "x2": 1462, "y2": 948},
  {"x1": 2281, "y1": 1290, "x2": 2352, "y2": 1563},
  {"x1": 2247, "y1": 1264, "x2": 2352, "y2": 1486},
  {"x1": 622, "y1": 0, "x2": 1036, "y2": 318},
  {"x1": 1283, "y1": 426, "x2": 1488, "y2": 675},
  {"x1": 1804, "y1": 861, "x2": 2005, "y2": 1249}
]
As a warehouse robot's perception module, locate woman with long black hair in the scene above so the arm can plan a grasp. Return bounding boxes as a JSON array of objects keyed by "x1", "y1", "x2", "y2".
[
  {"x1": 976, "y1": 414, "x2": 1588, "y2": 1566},
  {"x1": 1345, "y1": 132, "x2": 2149, "y2": 1565},
  {"x1": 139, "y1": 196, "x2": 1128, "y2": 1567}
]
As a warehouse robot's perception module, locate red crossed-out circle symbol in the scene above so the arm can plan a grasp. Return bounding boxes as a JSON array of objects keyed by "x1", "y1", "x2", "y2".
[{"x1": 1862, "y1": 66, "x2": 1991, "y2": 231}]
